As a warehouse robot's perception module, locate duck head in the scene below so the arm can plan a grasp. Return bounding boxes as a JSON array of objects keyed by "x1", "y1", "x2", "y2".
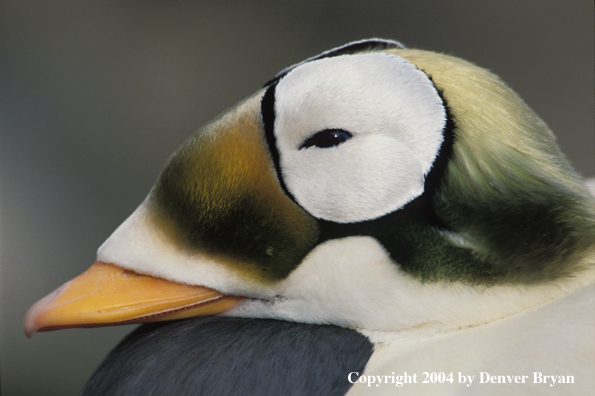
[{"x1": 25, "y1": 39, "x2": 594, "y2": 337}]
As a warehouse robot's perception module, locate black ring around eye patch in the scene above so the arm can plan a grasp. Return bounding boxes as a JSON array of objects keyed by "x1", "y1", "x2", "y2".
[
  {"x1": 264, "y1": 38, "x2": 405, "y2": 87},
  {"x1": 299, "y1": 129, "x2": 353, "y2": 150}
]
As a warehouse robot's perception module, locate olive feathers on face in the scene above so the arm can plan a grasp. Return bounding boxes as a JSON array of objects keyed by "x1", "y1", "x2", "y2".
[{"x1": 299, "y1": 129, "x2": 353, "y2": 150}]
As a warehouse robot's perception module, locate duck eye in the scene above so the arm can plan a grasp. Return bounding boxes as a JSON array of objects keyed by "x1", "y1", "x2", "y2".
[{"x1": 299, "y1": 129, "x2": 353, "y2": 150}]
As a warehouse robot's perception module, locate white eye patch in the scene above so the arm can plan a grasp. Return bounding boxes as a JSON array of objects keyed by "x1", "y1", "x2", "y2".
[{"x1": 272, "y1": 53, "x2": 446, "y2": 223}]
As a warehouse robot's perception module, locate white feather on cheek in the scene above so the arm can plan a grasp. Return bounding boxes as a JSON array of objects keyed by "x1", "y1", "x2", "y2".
[
  {"x1": 273, "y1": 53, "x2": 445, "y2": 222},
  {"x1": 283, "y1": 135, "x2": 424, "y2": 222}
]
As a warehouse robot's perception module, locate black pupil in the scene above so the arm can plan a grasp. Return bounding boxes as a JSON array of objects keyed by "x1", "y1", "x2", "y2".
[{"x1": 299, "y1": 129, "x2": 352, "y2": 149}]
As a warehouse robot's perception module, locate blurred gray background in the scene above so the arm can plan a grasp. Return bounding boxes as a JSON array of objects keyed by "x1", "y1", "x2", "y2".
[{"x1": 1, "y1": 1, "x2": 593, "y2": 395}]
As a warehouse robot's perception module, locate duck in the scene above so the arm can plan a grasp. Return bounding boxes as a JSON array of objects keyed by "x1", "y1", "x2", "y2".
[{"x1": 24, "y1": 39, "x2": 594, "y2": 395}]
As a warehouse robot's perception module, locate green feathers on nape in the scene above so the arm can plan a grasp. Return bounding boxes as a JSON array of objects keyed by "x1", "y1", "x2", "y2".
[{"x1": 394, "y1": 49, "x2": 594, "y2": 284}]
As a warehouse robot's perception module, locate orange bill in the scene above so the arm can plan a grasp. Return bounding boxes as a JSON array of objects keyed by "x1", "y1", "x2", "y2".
[{"x1": 24, "y1": 262, "x2": 244, "y2": 338}]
